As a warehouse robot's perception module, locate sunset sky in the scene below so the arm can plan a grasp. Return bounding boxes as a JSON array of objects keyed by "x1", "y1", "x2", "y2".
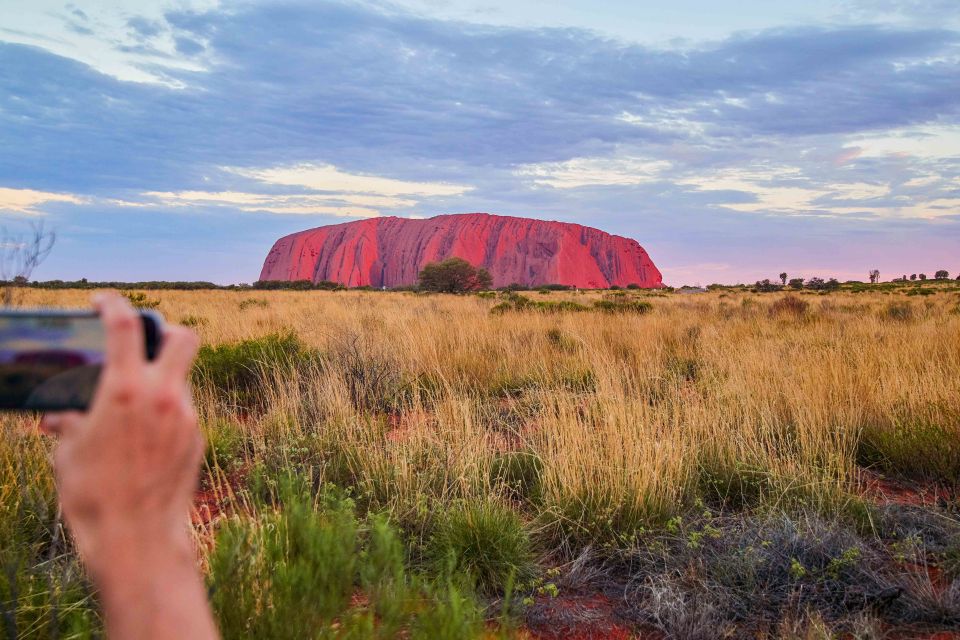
[{"x1": 1, "y1": 0, "x2": 958, "y2": 285}]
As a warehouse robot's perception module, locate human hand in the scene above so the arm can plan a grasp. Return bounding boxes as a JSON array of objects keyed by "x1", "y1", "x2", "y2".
[{"x1": 42, "y1": 292, "x2": 217, "y2": 639}]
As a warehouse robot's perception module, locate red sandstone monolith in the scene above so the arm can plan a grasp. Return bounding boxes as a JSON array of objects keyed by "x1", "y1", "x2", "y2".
[{"x1": 259, "y1": 213, "x2": 663, "y2": 288}]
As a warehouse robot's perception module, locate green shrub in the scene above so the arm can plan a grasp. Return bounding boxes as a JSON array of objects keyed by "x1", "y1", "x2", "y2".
[
  {"x1": 428, "y1": 501, "x2": 535, "y2": 595},
  {"x1": 204, "y1": 419, "x2": 248, "y2": 471},
  {"x1": 121, "y1": 291, "x2": 160, "y2": 309},
  {"x1": 193, "y1": 332, "x2": 315, "y2": 408},
  {"x1": 209, "y1": 479, "x2": 360, "y2": 638},
  {"x1": 179, "y1": 314, "x2": 207, "y2": 327},
  {"x1": 238, "y1": 297, "x2": 269, "y2": 310},
  {"x1": 490, "y1": 293, "x2": 589, "y2": 314},
  {"x1": 857, "y1": 419, "x2": 960, "y2": 482},
  {"x1": 592, "y1": 299, "x2": 653, "y2": 314},
  {"x1": 210, "y1": 476, "x2": 491, "y2": 638},
  {"x1": 0, "y1": 430, "x2": 100, "y2": 638},
  {"x1": 418, "y1": 258, "x2": 492, "y2": 293}
]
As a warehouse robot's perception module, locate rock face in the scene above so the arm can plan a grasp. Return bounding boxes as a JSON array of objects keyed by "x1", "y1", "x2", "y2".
[{"x1": 259, "y1": 213, "x2": 663, "y2": 289}]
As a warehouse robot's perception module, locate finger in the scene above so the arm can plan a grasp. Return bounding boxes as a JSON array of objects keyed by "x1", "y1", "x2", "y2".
[
  {"x1": 39, "y1": 412, "x2": 83, "y2": 438},
  {"x1": 94, "y1": 292, "x2": 145, "y2": 375},
  {"x1": 154, "y1": 325, "x2": 200, "y2": 379}
]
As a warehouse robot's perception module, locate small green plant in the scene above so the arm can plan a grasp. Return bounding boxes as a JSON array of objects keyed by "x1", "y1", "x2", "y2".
[
  {"x1": 193, "y1": 332, "x2": 316, "y2": 408},
  {"x1": 490, "y1": 450, "x2": 543, "y2": 503},
  {"x1": 122, "y1": 291, "x2": 160, "y2": 309},
  {"x1": 428, "y1": 500, "x2": 535, "y2": 595},
  {"x1": 238, "y1": 298, "x2": 269, "y2": 310},
  {"x1": 856, "y1": 418, "x2": 960, "y2": 482},
  {"x1": 179, "y1": 314, "x2": 207, "y2": 327},
  {"x1": 210, "y1": 476, "x2": 490, "y2": 639},
  {"x1": 592, "y1": 299, "x2": 653, "y2": 314},
  {"x1": 789, "y1": 557, "x2": 808, "y2": 579},
  {"x1": 490, "y1": 293, "x2": 589, "y2": 314}
]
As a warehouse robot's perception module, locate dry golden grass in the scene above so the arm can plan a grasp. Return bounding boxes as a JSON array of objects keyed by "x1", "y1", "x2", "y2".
[
  {"x1": 11, "y1": 286, "x2": 960, "y2": 541},
  {"x1": 3, "y1": 285, "x2": 960, "y2": 636}
]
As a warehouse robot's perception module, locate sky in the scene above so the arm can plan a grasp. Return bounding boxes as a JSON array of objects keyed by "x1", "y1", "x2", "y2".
[{"x1": 1, "y1": 0, "x2": 958, "y2": 285}]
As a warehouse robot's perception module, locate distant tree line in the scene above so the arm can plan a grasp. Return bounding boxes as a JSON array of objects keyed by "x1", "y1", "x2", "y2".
[{"x1": 753, "y1": 276, "x2": 840, "y2": 292}]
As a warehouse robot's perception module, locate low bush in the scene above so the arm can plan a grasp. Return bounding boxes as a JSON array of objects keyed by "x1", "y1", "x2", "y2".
[
  {"x1": 210, "y1": 476, "x2": 489, "y2": 639},
  {"x1": 204, "y1": 418, "x2": 249, "y2": 471},
  {"x1": 545, "y1": 327, "x2": 578, "y2": 352},
  {"x1": 238, "y1": 298, "x2": 269, "y2": 310},
  {"x1": 121, "y1": 291, "x2": 160, "y2": 309},
  {"x1": 857, "y1": 418, "x2": 960, "y2": 482},
  {"x1": 179, "y1": 314, "x2": 207, "y2": 327},
  {"x1": 325, "y1": 332, "x2": 410, "y2": 414},
  {"x1": 490, "y1": 293, "x2": 589, "y2": 314},
  {"x1": 193, "y1": 332, "x2": 316, "y2": 408},
  {"x1": 0, "y1": 429, "x2": 99, "y2": 637},
  {"x1": 593, "y1": 298, "x2": 653, "y2": 314}
]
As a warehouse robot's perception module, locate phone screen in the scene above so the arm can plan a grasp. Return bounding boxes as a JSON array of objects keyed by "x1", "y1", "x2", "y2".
[
  {"x1": 0, "y1": 314, "x2": 105, "y2": 410},
  {"x1": 0, "y1": 311, "x2": 162, "y2": 411}
]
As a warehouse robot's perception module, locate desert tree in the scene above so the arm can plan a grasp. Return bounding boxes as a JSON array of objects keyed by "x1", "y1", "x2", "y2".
[
  {"x1": 919, "y1": 273, "x2": 927, "y2": 280},
  {"x1": 1, "y1": 222, "x2": 56, "y2": 305},
  {"x1": 935, "y1": 269, "x2": 949, "y2": 280},
  {"x1": 910, "y1": 274, "x2": 917, "y2": 280},
  {"x1": 779, "y1": 272, "x2": 787, "y2": 286},
  {"x1": 418, "y1": 257, "x2": 492, "y2": 293},
  {"x1": 788, "y1": 278, "x2": 804, "y2": 290},
  {"x1": 754, "y1": 279, "x2": 782, "y2": 292},
  {"x1": 869, "y1": 269, "x2": 880, "y2": 284}
]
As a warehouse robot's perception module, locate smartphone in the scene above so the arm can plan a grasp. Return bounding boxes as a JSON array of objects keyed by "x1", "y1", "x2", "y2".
[{"x1": 0, "y1": 309, "x2": 163, "y2": 411}]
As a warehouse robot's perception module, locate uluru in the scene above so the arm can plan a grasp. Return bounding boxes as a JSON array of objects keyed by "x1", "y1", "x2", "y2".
[{"x1": 258, "y1": 213, "x2": 663, "y2": 289}]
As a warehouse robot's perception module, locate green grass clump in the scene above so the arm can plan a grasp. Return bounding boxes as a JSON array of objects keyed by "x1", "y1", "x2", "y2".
[
  {"x1": 179, "y1": 314, "x2": 207, "y2": 327},
  {"x1": 428, "y1": 501, "x2": 535, "y2": 595},
  {"x1": 209, "y1": 480, "x2": 360, "y2": 638},
  {"x1": 592, "y1": 299, "x2": 653, "y2": 314},
  {"x1": 857, "y1": 419, "x2": 960, "y2": 483},
  {"x1": 491, "y1": 450, "x2": 543, "y2": 503},
  {"x1": 238, "y1": 298, "x2": 269, "y2": 310},
  {"x1": 210, "y1": 476, "x2": 488, "y2": 639},
  {"x1": 193, "y1": 332, "x2": 316, "y2": 408},
  {"x1": 0, "y1": 428, "x2": 100, "y2": 638},
  {"x1": 490, "y1": 293, "x2": 589, "y2": 314},
  {"x1": 121, "y1": 291, "x2": 160, "y2": 309}
]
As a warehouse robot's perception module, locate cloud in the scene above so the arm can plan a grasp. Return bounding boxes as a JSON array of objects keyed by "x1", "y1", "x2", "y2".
[
  {"x1": 229, "y1": 163, "x2": 472, "y2": 198},
  {"x1": 0, "y1": 187, "x2": 87, "y2": 215},
  {"x1": 137, "y1": 191, "x2": 386, "y2": 217},
  {"x1": 516, "y1": 156, "x2": 671, "y2": 188}
]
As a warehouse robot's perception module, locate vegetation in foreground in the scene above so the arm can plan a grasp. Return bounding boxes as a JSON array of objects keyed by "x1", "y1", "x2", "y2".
[{"x1": 2, "y1": 284, "x2": 960, "y2": 638}]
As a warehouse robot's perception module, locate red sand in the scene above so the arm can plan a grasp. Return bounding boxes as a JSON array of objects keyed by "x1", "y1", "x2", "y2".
[{"x1": 259, "y1": 213, "x2": 663, "y2": 289}]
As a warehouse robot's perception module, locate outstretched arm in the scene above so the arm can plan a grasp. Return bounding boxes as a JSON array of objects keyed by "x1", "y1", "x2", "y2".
[{"x1": 43, "y1": 292, "x2": 218, "y2": 639}]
